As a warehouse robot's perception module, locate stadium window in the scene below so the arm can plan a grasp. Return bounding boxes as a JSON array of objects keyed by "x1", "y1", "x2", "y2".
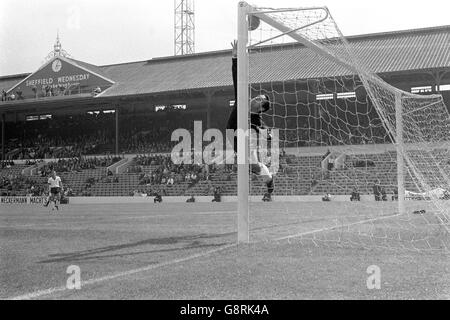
[
  {"x1": 337, "y1": 92, "x2": 356, "y2": 99},
  {"x1": 411, "y1": 86, "x2": 432, "y2": 94},
  {"x1": 316, "y1": 93, "x2": 334, "y2": 101},
  {"x1": 439, "y1": 84, "x2": 450, "y2": 92},
  {"x1": 26, "y1": 115, "x2": 40, "y2": 121},
  {"x1": 171, "y1": 104, "x2": 187, "y2": 110},
  {"x1": 155, "y1": 105, "x2": 167, "y2": 112},
  {"x1": 25, "y1": 114, "x2": 52, "y2": 121},
  {"x1": 229, "y1": 100, "x2": 235, "y2": 107}
]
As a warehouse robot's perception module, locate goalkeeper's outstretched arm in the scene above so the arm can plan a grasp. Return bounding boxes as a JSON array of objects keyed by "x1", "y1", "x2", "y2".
[{"x1": 231, "y1": 40, "x2": 237, "y2": 101}]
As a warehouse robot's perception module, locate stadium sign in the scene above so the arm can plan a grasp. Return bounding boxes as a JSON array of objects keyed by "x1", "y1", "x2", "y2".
[
  {"x1": 0, "y1": 196, "x2": 47, "y2": 204},
  {"x1": 7, "y1": 56, "x2": 114, "y2": 99}
]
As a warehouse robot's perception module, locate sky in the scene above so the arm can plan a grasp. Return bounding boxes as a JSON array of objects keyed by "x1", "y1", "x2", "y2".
[{"x1": 0, "y1": 0, "x2": 449, "y2": 76}]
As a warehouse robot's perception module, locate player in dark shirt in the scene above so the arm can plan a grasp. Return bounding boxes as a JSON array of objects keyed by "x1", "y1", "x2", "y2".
[{"x1": 226, "y1": 40, "x2": 275, "y2": 201}]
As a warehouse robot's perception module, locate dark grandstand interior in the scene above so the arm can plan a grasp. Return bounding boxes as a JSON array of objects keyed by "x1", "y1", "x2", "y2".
[{"x1": 1, "y1": 26, "x2": 449, "y2": 199}]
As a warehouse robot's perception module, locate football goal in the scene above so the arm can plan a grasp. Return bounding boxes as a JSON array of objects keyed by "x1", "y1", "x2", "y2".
[{"x1": 236, "y1": 2, "x2": 450, "y2": 246}]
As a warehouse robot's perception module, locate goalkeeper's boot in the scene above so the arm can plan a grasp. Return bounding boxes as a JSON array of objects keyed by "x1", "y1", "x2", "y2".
[
  {"x1": 262, "y1": 192, "x2": 272, "y2": 202},
  {"x1": 266, "y1": 177, "x2": 274, "y2": 195}
]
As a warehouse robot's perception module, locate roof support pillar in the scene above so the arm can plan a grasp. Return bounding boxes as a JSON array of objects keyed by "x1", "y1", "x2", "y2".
[
  {"x1": 115, "y1": 106, "x2": 119, "y2": 155},
  {"x1": 429, "y1": 70, "x2": 448, "y2": 92},
  {"x1": 205, "y1": 90, "x2": 216, "y2": 129},
  {"x1": 1, "y1": 113, "x2": 5, "y2": 161}
]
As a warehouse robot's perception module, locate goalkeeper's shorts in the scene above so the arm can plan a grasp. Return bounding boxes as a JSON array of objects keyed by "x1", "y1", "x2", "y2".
[{"x1": 251, "y1": 162, "x2": 271, "y2": 177}]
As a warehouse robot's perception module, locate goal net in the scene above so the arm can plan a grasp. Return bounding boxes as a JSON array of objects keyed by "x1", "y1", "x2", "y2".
[{"x1": 237, "y1": 2, "x2": 450, "y2": 251}]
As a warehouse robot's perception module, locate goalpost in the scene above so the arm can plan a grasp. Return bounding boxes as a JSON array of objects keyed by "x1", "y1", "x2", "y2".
[
  {"x1": 237, "y1": 2, "x2": 250, "y2": 243},
  {"x1": 236, "y1": 2, "x2": 450, "y2": 244}
]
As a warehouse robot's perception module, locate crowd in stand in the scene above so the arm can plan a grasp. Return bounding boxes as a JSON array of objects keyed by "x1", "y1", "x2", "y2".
[
  {"x1": 1, "y1": 88, "x2": 25, "y2": 101},
  {"x1": 132, "y1": 154, "x2": 214, "y2": 188},
  {"x1": 38, "y1": 156, "x2": 121, "y2": 176},
  {"x1": 120, "y1": 130, "x2": 176, "y2": 154},
  {"x1": 0, "y1": 83, "x2": 101, "y2": 101},
  {"x1": 1, "y1": 160, "x2": 15, "y2": 169},
  {"x1": 126, "y1": 154, "x2": 238, "y2": 198},
  {"x1": 4, "y1": 113, "x2": 117, "y2": 160},
  {"x1": 0, "y1": 175, "x2": 75, "y2": 197},
  {"x1": 3, "y1": 112, "x2": 189, "y2": 159},
  {"x1": 0, "y1": 156, "x2": 120, "y2": 197},
  {"x1": 280, "y1": 125, "x2": 390, "y2": 148},
  {"x1": 0, "y1": 176, "x2": 36, "y2": 196},
  {"x1": 8, "y1": 131, "x2": 112, "y2": 160},
  {"x1": 2, "y1": 106, "x2": 396, "y2": 162}
]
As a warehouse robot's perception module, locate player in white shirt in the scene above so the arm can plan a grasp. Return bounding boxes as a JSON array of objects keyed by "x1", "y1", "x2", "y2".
[{"x1": 45, "y1": 170, "x2": 63, "y2": 211}]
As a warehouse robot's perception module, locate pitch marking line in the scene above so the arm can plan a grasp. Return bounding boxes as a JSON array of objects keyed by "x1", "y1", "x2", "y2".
[
  {"x1": 191, "y1": 210, "x2": 235, "y2": 215},
  {"x1": 6, "y1": 212, "x2": 401, "y2": 300},
  {"x1": 0, "y1": 211, "x2": 236, "y2": 228},
  {"x1": 7, "y1": 243, "x2": 236, "y2": 300},
  {"x1": 271, "y1": 212, "x2": 401, "y2": 241},
  {"x1": 0, "y1": 222, "x2": 64, "y2": 228}
]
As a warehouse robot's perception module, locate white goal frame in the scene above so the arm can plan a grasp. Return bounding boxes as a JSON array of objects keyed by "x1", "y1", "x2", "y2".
[{"x1": 236, "y1": 1, "x2": 406, "y2": 243}]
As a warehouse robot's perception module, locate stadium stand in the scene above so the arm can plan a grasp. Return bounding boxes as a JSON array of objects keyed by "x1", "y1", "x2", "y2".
[
  {"x1": 1, "y1": 148, "x2": 449, "y2": 198},
  {"x1": 0, "y1": 26, "x2": 449, "y2": 200}
]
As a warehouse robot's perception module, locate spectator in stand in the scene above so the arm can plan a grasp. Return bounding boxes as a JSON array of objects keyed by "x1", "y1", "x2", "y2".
[
  {"x1": 381, "y1": 186, "x2": 388, "y2": 201},
  {"x1": 16, "y1": 87, "x2": 23, "y2": 100},
  {"x1": 350, "y1": 187, "x2": 361, "y2": 201},
  {"x1": 154, "y1": 191, "x2": 162, "y2": 203},
  {"x1": 93, "y1": 87, "x2": 102, "y2": 96},
  {"x1": 310, "y1": 174, "x2": 318, "y2": 188},
  {"x1": 45, "y1": 85, "x2": 52, "y2": 97},
  {"x1": 392, "y1": 187, "x2": 398, "y2": 201},
  {"x1": 373, "y1": 180, "x2": 382, "y2": 201},
  {"x1": 1, "y1": 160, "x2": 15, "y2": 168},
  {"x1": 212, "y1": 186, "x2": 222, "y2": 202},
  {"x1": 328, "y1": 156, "x2": 335, "y2": 171},
  {"x1": 31, "y1": 86, "x2": 37, "y2": 98}
]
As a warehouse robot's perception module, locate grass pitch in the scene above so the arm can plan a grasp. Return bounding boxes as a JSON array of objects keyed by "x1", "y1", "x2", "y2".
[{"x1": 0, "y1": 201, "x2": 448, "y2": 299}]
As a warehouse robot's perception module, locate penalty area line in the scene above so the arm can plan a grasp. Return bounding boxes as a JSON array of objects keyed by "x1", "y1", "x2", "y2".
[{"x1": 7, "y1": 243, "x2": 236, "y2": 300}]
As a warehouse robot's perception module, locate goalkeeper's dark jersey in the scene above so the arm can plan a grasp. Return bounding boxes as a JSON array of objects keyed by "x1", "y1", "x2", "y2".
[{"x1": 226, "y1": 57, "x2": 266, "y2": 133}]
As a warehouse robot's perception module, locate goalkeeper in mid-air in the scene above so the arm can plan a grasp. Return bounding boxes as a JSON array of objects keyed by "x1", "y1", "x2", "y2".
[{"x1": 226, "y1": 40, "x2": 275, "y2": 201}]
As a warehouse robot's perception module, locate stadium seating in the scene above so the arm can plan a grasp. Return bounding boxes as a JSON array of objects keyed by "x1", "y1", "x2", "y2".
[
  {"x1": 2, "y1": 149, "x2": 448, "y2": 198},
  {"x1": 0, "y1": 163, "x2": 28, "y2": 176}
]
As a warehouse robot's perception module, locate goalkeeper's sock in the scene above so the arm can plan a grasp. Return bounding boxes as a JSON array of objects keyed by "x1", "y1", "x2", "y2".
[{"x1": 266, "y1": 178, "x2": 274, "y2": 195}]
